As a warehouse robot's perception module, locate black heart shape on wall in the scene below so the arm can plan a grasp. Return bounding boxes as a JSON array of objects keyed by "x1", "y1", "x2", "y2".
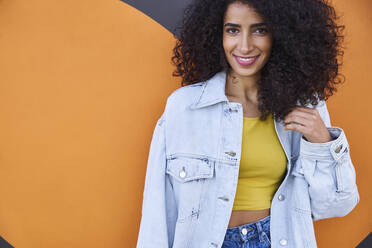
[
  {"x1": 121, "y1": 0, "x2": 192, "y2": 38},
  {"x1": 0, "y1": 236, "x2": 14, "y2": 248}
]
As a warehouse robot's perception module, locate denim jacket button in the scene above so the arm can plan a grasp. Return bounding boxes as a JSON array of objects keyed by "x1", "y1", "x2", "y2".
[
  {"x1": 179, "y1": 169, "x2": 186, "y2": 179},
  {"x1": 278, "y1": 194, "x2": 285, "y2": 201},
  {"x1": 225, "y1": 151, "x2": 236, "y2": 157},
  {"x1": 335, "y1": 144, "x2": 343, "y2": 153},
  {"x1": 218, "y1": 196, "x2": 229, "y2": 202},
  {"x1": 280, "y1": 239, "x2": 287, "y2": 246}
]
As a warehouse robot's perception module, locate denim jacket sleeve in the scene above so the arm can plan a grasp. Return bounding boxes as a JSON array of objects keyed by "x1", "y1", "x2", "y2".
[
  {"x1": 136, "y1": 110, "x2": 177, "y2": 248},
  {"x1": 298, "y1": 100, "x2": 360, "y2": 221}
]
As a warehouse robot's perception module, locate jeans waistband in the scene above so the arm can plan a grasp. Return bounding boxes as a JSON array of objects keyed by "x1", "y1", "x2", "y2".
[{"x1": 224, "y1": 215, "x2": 270, "y2": 243}]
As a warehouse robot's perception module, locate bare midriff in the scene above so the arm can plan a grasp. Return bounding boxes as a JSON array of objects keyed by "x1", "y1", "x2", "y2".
[{"x1": 228, "y1": 209, "x2": 270, "y2": 227}]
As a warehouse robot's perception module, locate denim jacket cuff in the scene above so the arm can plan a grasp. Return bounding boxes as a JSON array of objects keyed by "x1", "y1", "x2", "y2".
[{"x1": 300, "y1": 127, "x2": 348, "y2": 161}]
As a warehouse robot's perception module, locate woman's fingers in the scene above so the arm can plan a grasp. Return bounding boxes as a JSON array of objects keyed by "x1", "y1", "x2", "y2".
[{"x1": 284, "y1": 106, "x2": 331, "y2": 143}]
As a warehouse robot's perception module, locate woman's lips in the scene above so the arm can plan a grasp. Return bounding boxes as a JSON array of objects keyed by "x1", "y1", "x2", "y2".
[{"x1": 234, "y1": 55, "x2": 260, "y2": 66}]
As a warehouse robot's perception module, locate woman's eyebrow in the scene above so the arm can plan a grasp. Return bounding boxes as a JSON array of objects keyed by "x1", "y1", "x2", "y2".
[{"x1": 224, "y1": 22, "x2": 267, "y2": 28}]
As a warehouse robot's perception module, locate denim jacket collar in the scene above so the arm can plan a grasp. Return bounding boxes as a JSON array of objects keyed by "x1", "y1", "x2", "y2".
[{"x1": 189, "y1": 70, "x2": 229, "y2": 110}]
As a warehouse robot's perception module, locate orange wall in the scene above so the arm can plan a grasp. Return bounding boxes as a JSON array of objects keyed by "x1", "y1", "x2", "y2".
[{"x1": 0, "y1": 0, "x2": 370, "y2": 247}]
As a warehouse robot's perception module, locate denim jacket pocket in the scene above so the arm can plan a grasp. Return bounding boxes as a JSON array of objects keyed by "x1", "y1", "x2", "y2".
[
  {"x1": 166, "y1": 156, "x2": 214, "y2": 183},
  {"x1": 166, "y1": 155, "x2": 215, "y2": 223}
]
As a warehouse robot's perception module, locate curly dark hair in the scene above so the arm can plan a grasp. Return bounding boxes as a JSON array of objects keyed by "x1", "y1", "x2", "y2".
[{"x1": 171, "y1": 0, "x2": 345, "y2": 121}]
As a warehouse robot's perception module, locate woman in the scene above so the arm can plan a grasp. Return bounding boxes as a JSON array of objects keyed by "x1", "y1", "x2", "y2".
[{"x1": 137, "y1": 0, "x2": 359, "y2": 247}]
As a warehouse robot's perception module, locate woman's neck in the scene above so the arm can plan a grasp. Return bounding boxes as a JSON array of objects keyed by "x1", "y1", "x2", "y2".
[{"x1": 225, "y1": 70, "x2": 260, "y2": 103}]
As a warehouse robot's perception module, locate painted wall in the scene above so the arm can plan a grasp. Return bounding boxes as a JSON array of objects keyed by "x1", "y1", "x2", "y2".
[{"x1": 0, "y1": 0, "x2": 370, "y2": 247}]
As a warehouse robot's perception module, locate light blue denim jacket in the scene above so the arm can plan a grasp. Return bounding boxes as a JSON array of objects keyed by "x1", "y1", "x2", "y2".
[{"x1": 136, "y1": 70, "x2": 359, "y2": 248}]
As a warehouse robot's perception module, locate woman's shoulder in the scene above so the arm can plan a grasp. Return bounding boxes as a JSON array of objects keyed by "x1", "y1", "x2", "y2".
[
  {"x1": 164, "y1": 81, "x2": 205, "y2": 111},
  {"x1": 169, "y1": 82, "x2": 204, "y2": 98},
  {"x1": 165, "y1": 71, "x2": 226, "y2": 110}
]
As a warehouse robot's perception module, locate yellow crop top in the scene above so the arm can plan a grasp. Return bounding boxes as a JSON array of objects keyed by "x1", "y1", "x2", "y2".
[{"x1": 232, "y1": 113, "x2": 287, "y2": 210}]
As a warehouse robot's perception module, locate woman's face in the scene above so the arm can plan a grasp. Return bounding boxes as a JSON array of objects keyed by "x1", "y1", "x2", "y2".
[{"x1": 222, "y1": 2, "x2": 273, "y2": 78}]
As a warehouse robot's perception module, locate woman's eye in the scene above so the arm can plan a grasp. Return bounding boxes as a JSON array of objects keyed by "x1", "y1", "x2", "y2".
[
  {"x1": 226, "y1": 28, "x2": 239, "y2": 34},
  {"x1": 255, "y1": 28, "x2": 268, "y2": 34}
]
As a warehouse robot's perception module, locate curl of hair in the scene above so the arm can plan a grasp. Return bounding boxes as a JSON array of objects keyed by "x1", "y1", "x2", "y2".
[{"x1": 171, "y1": 0, "x2": 345, "y2": 121}]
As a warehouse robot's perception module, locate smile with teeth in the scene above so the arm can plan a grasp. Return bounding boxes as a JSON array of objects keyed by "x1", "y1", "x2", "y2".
[
  {"x1": 237, "y1": 56, "x2": 258, "y2": 62},
  {"x1": 234, "y1": 55, "x2": 260, "y2": 66}
]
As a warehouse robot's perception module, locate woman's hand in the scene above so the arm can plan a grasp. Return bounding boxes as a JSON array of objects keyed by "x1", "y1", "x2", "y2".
[{"x1": 284, "y1": 106, "x2": 332, "y2": 143}]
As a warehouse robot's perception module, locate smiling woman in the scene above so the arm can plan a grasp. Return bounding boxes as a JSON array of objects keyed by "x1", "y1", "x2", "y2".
[{"x1": 137, "y1": 0, "x2": 360, "y2": 247}]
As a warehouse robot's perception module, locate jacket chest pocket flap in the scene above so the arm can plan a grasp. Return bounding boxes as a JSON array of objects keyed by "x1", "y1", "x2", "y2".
[{"x1": 166, "y1": 157, "x2": 214, "y2": 183}]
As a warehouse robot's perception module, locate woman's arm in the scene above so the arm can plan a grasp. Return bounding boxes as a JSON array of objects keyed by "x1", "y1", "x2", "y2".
[
  {"x1": 294, "y1": 101, "x2": 360, "y2": 221},
  {"x1": 136, "y1": 112, "x2": 177, "y2": 248}
]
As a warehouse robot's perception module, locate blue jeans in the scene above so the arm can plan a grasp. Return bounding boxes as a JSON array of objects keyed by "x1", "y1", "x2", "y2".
[{"x1": 222, "y1": 215, "x2": 271, "y2": 248}]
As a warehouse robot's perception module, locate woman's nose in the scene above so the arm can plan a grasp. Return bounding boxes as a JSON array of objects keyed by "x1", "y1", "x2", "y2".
[{"x1": 239, "y1": 35, "x2": 254, "y2": 54}]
